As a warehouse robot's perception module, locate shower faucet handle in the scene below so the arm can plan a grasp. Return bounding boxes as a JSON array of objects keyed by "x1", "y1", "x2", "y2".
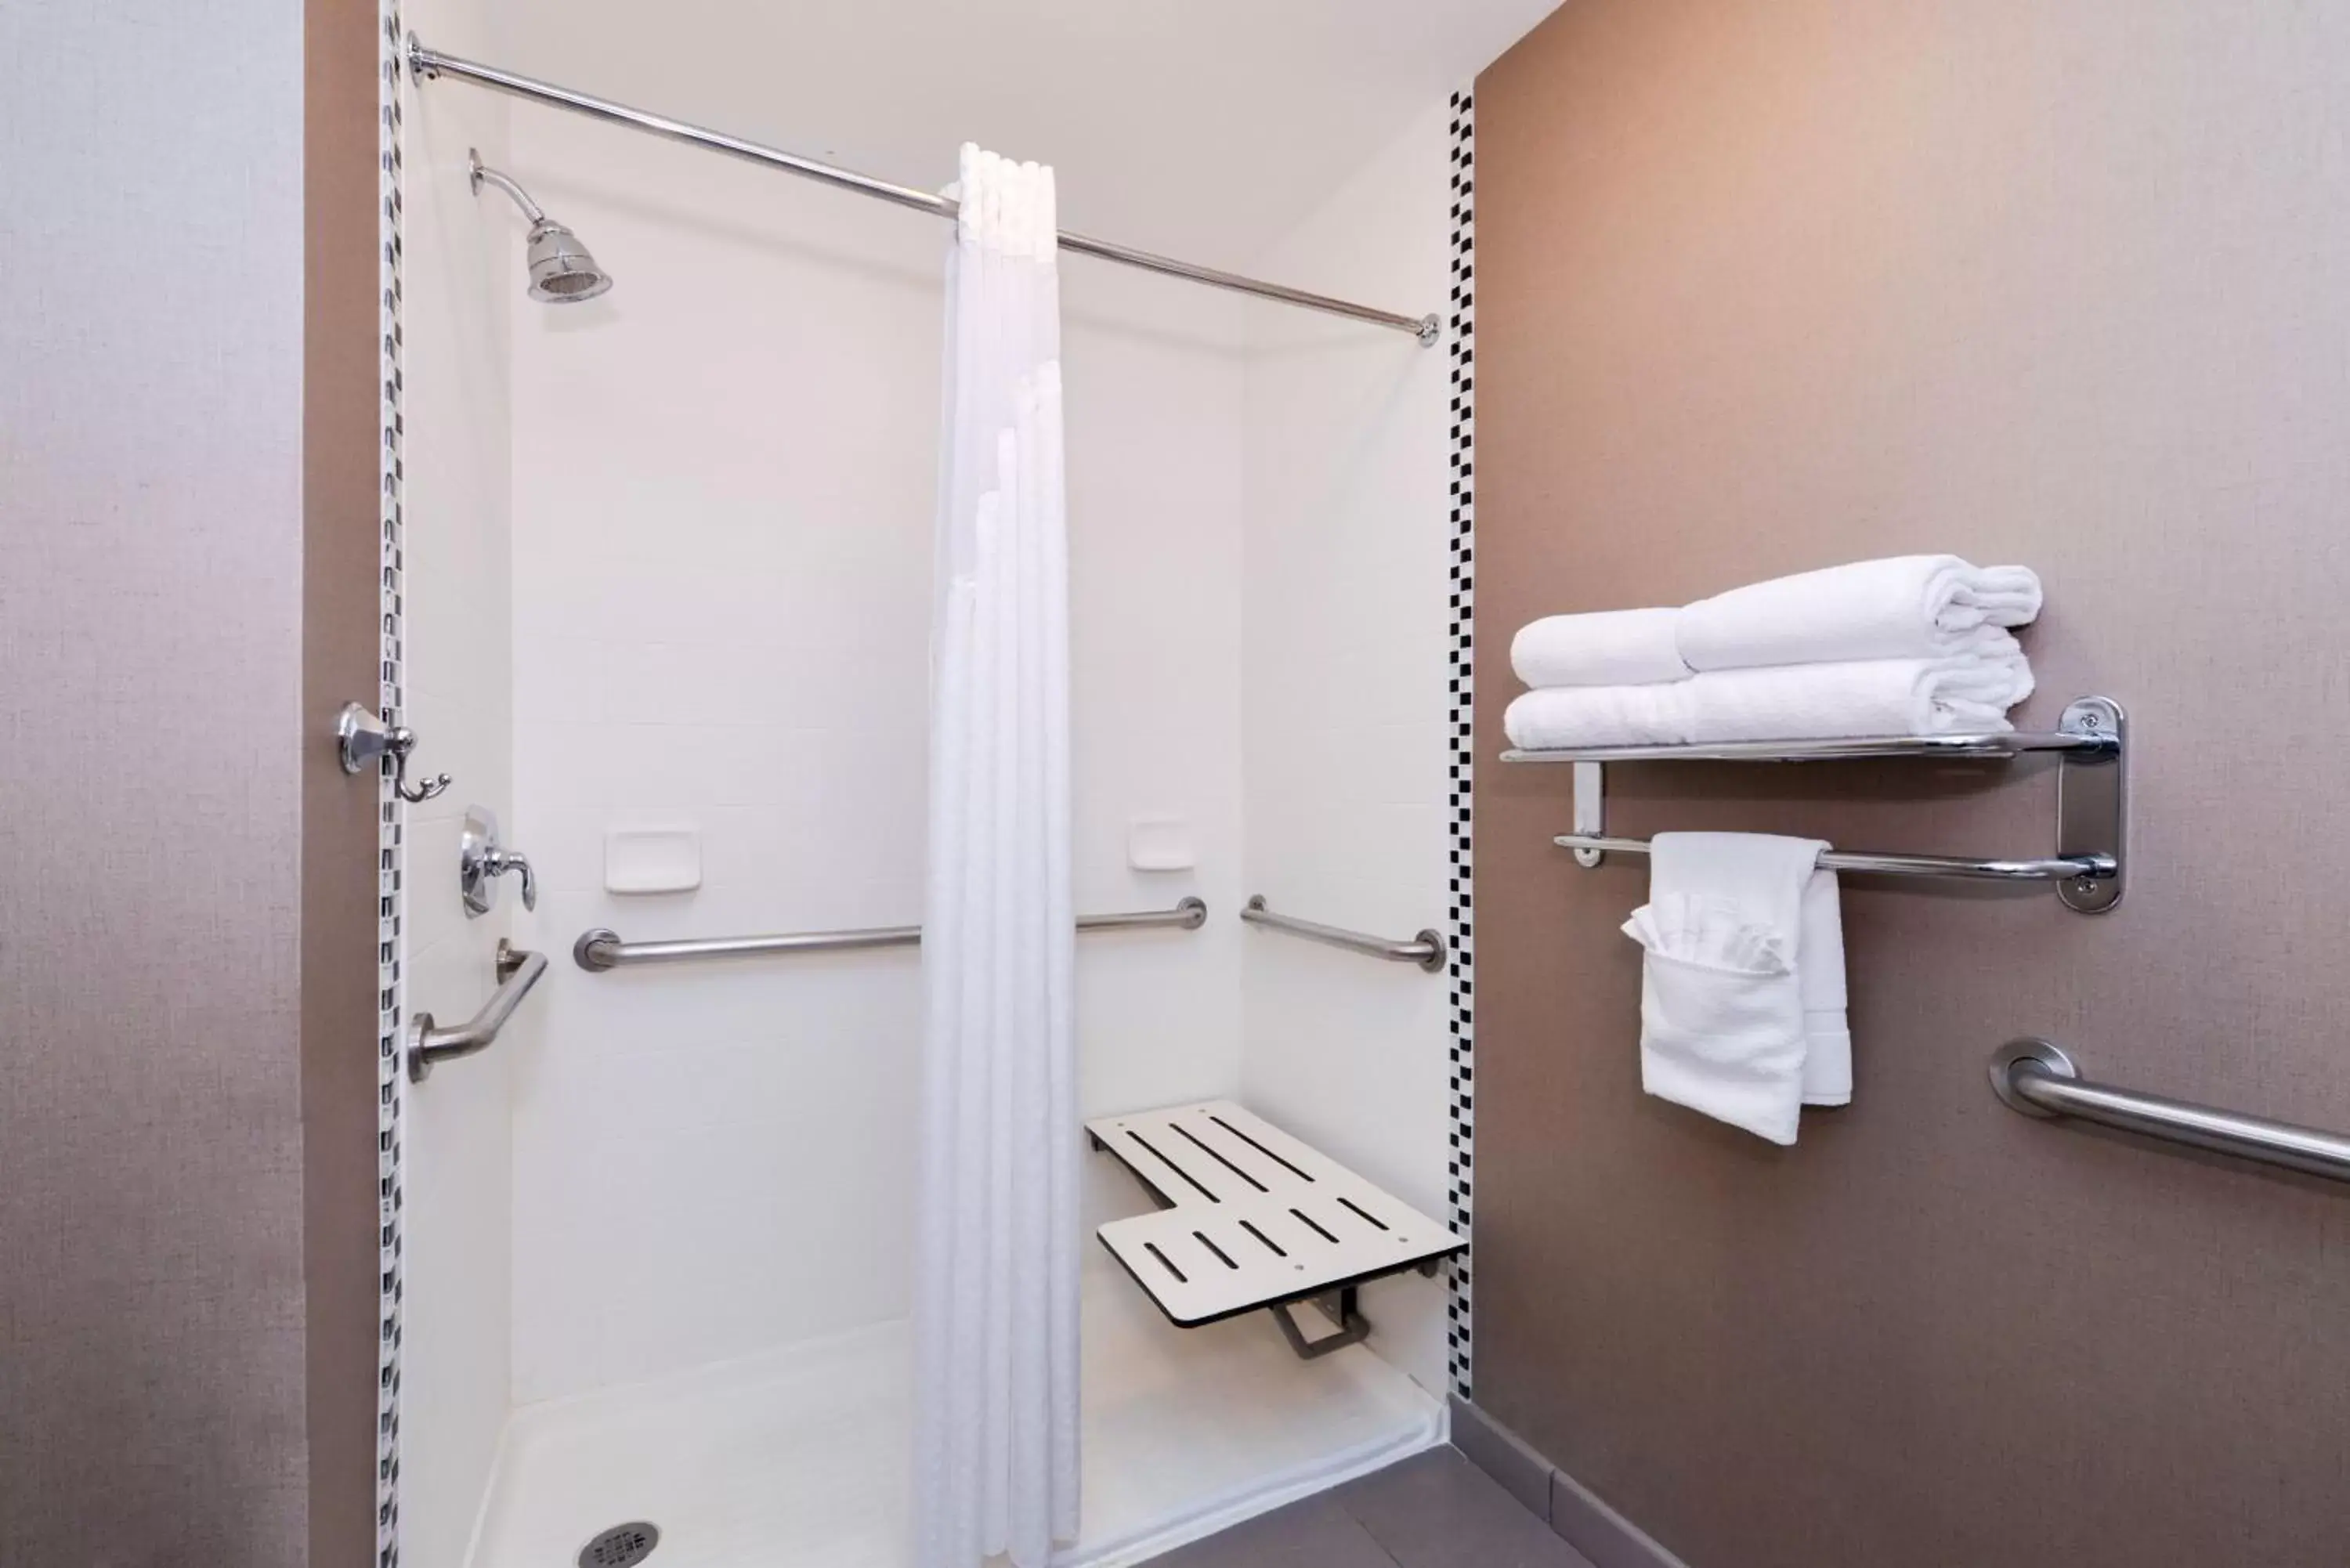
[
  {"x1": 336, "y1": 702, "x2": 453, "y2": 804},
  {"x1": 501, "y1": 849, "x2": 538, "y2": 912},
  {"x1": 460, "y1": 806, "x2": 537, "y2": 916}
]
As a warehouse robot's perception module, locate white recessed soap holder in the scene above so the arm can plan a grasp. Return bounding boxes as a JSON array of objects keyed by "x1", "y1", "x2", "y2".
[
  {"x1": 1126, "y1": 817, "x2": 1195, "y2": 872},
  {"x1": 604, "y1": 826, "x2": 703, "y2": 894}
]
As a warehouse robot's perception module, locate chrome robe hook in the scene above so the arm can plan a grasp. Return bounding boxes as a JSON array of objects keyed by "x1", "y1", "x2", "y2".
[{"x1": 336, "y1": 702, "x2": 453, "y2": 804}]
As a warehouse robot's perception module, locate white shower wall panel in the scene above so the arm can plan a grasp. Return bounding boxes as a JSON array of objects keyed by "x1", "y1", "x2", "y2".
[
  {"x1": 1239, "y1": 100, "x2": 1458, "y2": 1396},
  {"x1": 504, "y1": 113, "x2": 1247, "y2": 1405},
  {"x1": 396, "y1": 1, "x2": 519, "y2": 1559}
]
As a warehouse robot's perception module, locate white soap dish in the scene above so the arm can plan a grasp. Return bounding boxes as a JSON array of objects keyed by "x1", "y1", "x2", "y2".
[
  {"x1": 1126, "y1": 817, "x2": 1195, "y2": 873},
  {"x1": 604, "y1": 826, "x2": 702, "y2": 894}
]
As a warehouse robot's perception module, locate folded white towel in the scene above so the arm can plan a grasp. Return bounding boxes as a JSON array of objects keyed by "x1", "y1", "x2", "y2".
[
  {"x1": 1676, "y1": 555, "x2": 2042, "y2": 672},
  {"x1": 1625, "y1": 833, "x2": 1830, "y2": 1145},
  {"x1": 1678, "y1": 644, "x2": 2034, "y2": 742},
  {"x1": 1799, "y1": 867, "x2": 1849, "y2": 1107},
  {"x1": 1503, "y1": 645, "x2": 2034, "y2": 750},
  {"x1": 1502, "y1": 681, "x2": 1694, "y2": 750},
  {"x1": 1512, "y1": 608, "x2": 1692, "y2": 688}
]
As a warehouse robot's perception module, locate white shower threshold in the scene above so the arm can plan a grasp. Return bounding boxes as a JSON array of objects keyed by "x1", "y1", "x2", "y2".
[{"x1": 465, "y1": 1259, "x2": 1445, "y2": 1568}]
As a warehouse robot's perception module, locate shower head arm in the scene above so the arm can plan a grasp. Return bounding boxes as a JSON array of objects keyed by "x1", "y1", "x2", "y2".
[
  {"x1": 468, "y1": 149, "x2": 548, "y2": 226},
  {"x1": 462, "y1": 145, "x2": 615, "y2": 303}
]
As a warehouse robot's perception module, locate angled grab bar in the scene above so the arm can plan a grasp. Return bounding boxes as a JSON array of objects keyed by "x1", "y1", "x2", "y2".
[
  {"x1": 1990, "y1": 1039, "x2": 2350, "y2": 1184},
  {"x1": 1241, "y1": 895, "x2": 1444, "y2": 973},
  {"x1": 575, "y1": 897, "x2": 1209, "y2": 972},
  {"x1": 408, "y1": 939, "x2": 548, "y2": 1082}
]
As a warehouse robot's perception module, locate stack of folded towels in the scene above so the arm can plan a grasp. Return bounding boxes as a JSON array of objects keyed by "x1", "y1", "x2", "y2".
[{"x1": 1503, "y1": 555, "x2": 2044, "y2": 749}]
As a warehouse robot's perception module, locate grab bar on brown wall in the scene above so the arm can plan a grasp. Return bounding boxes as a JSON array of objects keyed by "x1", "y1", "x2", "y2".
[{"x1": 1990, "y1": 1039, "x2": 2350, "y2": 1183}]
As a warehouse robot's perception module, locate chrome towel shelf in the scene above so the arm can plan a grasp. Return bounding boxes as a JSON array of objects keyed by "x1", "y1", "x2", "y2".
[
  {"x1": 1507, "y1": 695, "x2": 2128, "y2": 912},
  {"x1": 1499, "y1": 728, "x2": 2119, "y2": 765},
  {"x1": 1240, "y1": 895, "x2": 1445, "y2": 972},
  {"x1": 575, "y1": 897, "x2": 1207, "y2": 971},
  {"x1": 409, "y1": 939, "x2": 548, "y2": 1082},
  {"x1": 1553, "y1": 837, "x2": 2113, "y2": 883},
  {"x1": 1991, "y1": 1039, "x2": 2350, "y2": 1184}
]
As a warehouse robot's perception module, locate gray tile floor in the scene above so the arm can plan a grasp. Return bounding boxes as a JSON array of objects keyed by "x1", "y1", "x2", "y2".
[{"x1": 1147, "y1": 1447, "x2": 1598, "y2": 1568}]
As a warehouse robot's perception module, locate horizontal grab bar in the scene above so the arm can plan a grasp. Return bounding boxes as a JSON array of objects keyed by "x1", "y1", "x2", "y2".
[
  {"x1": 1990, "y1": 1039, "x2": 2350, "y2": 1184},
  {"x1": 409, "y1": 940, "x2": 548, "y2": 1082},
  {"x1": 1553, "y1": 835, "x2": 2117, "y2": 883},
  {"x1": 1240, "y1": 895, "x2": 1444, "y2": 972},
  {"x1": 575, "y1": 897, "x2": 1208, "y2": 972}
]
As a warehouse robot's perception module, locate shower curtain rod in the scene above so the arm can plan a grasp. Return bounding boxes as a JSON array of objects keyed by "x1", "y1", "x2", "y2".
[{"x1": 407, "y1": 38, "x2": 1442, "y2": 345}]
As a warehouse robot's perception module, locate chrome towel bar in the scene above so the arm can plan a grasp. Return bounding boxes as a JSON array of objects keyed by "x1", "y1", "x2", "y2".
[
  {"x1": 1990, "y1": 1039, "x2": 2350, "y2": 1184},
  {"x1": 1553, "y1": 835, "x2": 2117, "y2": 883},
  {"x1": 409, "y1": 939, "x2": 548, "y2": 1082},
  {"x1": 1516, "y1": 695, "x2": 2128, "y2": 913},
  {"x1": 1241, "y1": 895, "x2": 1445, "y2": 973},
  {"x1": 575, "y1": 897, "x2": 1208, "y2": 972}
]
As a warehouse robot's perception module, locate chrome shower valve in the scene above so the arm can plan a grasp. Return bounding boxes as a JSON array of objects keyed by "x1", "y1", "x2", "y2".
[{"x1": 460, "y1": 805, "x2": 537, "y2": 916}]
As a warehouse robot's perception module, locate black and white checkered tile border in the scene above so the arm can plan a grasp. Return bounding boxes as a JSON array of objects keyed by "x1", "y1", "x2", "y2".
[
  {"x1": 1444, "y1": 89, "x2": 1477, "y2": 1404},
  {"x1": 376, "y1": 11, "x2": 407, "y2": 1564}
]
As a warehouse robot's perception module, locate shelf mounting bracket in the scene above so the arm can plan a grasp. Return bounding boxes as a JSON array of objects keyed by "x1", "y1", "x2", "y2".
[
  {"x1": 2054, "y1": 695, "x2": 2125, "y2": 913},
  {"x1": 1572, "y1": 761, "x2": 1605, "y2": 868}
]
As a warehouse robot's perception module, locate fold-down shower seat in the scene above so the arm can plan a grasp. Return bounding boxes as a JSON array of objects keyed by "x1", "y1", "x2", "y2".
[{"x1": 1086, "y1": 1100, "x2": 1464, "y2": 1357}]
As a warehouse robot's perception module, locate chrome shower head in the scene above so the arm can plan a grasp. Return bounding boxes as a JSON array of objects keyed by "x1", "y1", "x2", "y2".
[
  {"x1": 468, "y1": 148, "x2": 613, "y2": 304},
  {"x1": 520, "y1": 219, "x2": 610, "y2": 302}
]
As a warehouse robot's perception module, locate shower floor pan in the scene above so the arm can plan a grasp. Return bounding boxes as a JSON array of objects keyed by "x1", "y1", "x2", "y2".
[
  {"x1": 465, "y1": 1264, "x2": 1443, "y2": 1568},
  {"x1": 1085, "y1": 1100, "x2": 1463, "y2": 1337}
]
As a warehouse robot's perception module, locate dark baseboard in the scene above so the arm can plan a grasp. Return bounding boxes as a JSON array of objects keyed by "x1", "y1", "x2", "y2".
[{"x1": 1448, "y1": 1396, "x2": 1691, "y2": 1568}]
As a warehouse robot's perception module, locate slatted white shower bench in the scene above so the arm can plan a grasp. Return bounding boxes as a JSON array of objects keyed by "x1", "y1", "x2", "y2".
[{"x1": 1085, "y1": 1100, "x2": 1465, "y2": 1358}]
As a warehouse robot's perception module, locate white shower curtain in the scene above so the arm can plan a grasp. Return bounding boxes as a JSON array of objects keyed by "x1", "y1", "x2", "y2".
[{"x1": 912, "y1": 145, "x2": 1080, "y2": 1568}]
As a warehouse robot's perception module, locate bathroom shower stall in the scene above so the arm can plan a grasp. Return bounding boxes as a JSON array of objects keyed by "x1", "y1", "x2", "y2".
[{"x1": 388, "y1": 3, "x2": 1545, "y2": 1564}]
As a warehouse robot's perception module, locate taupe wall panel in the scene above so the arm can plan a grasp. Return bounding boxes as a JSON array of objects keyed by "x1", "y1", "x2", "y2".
[
  {"x1": 305, "y1": 0, "x2": 399, "y2": 1560},
  {"x1": 1, "y1": 0, "x2": 380, "y2": 1560},
  {"x1": 1473, "y1": 5, "x2": 2350, "y2": 1566}
]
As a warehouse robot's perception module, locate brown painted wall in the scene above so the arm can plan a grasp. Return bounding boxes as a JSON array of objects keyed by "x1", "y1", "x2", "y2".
[
  {"x1": 1473, "y1": 5, "x2": 2350, "y2": 1566},
  {"x1": 1, "y1": 1, "x2": 381, "y2": 1560},
  {"x1": 306, "y1": 0, "x2": 399, "y2": 1560}
]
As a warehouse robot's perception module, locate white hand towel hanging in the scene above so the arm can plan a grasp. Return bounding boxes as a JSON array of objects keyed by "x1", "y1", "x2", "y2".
[
  {"x1": 1798, "y1": 865, "x2": 1849, "y2": 1107},
  {"x1": 1623, "y1": 833, "x2": 1844, "y2": 1144}
]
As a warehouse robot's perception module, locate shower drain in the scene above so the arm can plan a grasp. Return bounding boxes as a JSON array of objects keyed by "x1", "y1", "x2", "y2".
[{"x1": 578, "y1": 1521, "x2": 660, "y2": 1568}]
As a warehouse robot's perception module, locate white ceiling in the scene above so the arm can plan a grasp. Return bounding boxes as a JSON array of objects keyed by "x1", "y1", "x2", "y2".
[{"x1": 482, "y1": 0, "x2": 1558, "y2": 267}]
